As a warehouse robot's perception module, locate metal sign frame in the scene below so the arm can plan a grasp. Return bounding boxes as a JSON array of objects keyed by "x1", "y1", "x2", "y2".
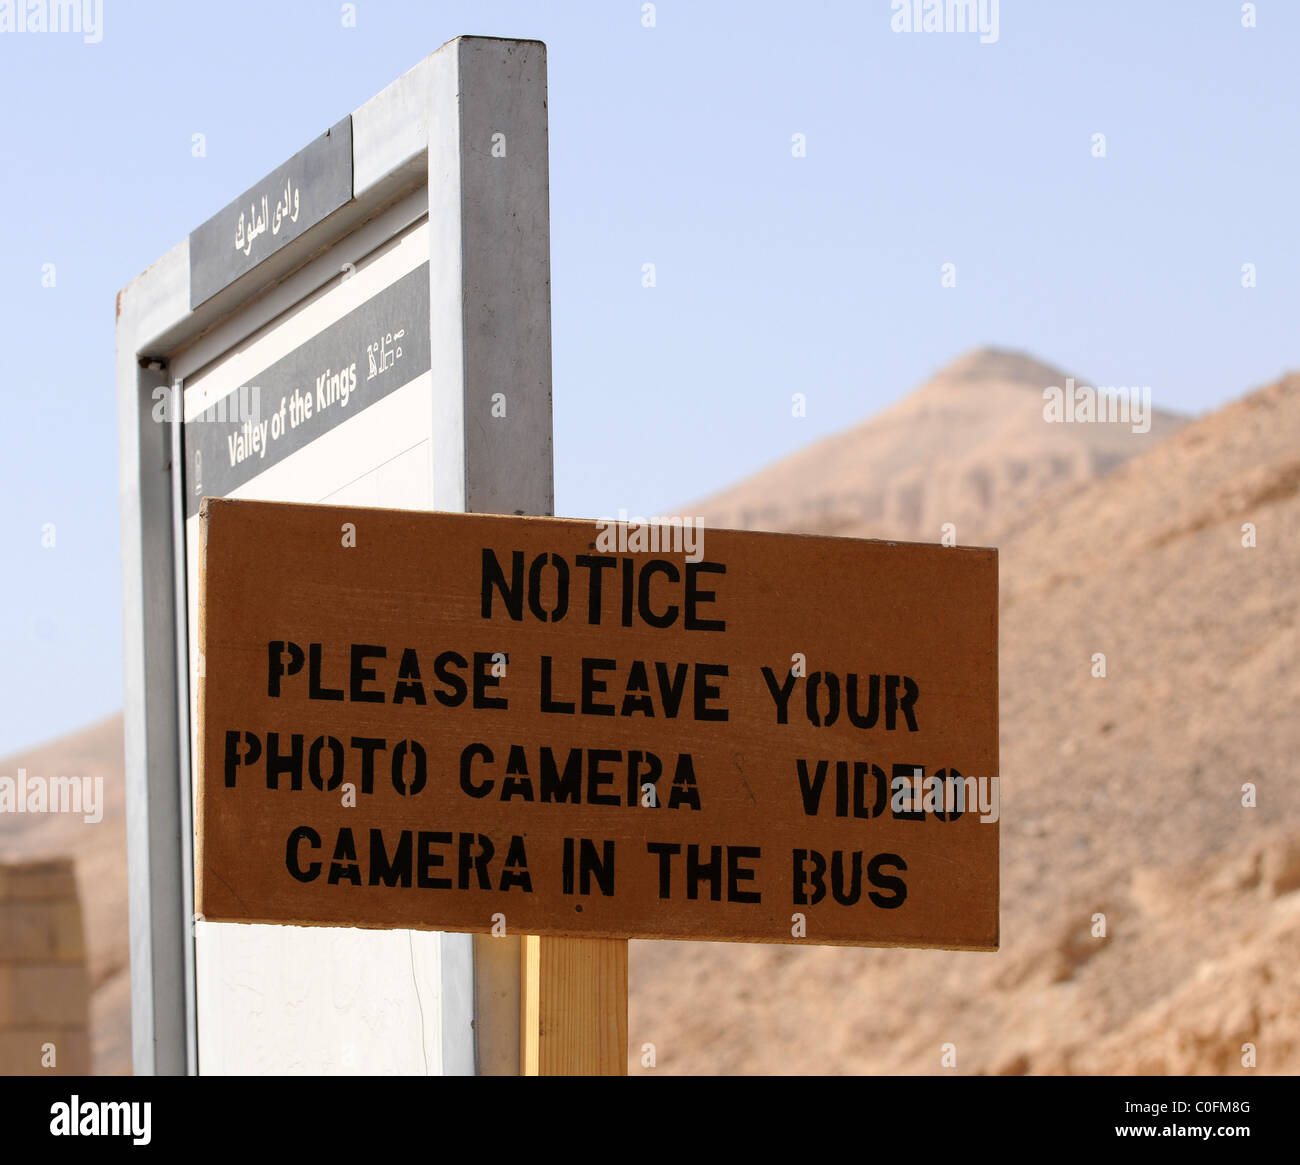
[{"x1": 116, "y1": 36, "x2": 553, "y2": 1075}]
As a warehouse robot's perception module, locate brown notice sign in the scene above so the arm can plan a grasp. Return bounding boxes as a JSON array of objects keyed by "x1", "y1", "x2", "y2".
[{"x1": 196, "y1": 498, "x2": 999, "y2": 949}]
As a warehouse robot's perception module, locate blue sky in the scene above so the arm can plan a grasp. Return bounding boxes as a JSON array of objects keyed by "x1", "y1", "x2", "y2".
[{"x1": 0, "y1": 0, "x2": 1296, "y2": 756}]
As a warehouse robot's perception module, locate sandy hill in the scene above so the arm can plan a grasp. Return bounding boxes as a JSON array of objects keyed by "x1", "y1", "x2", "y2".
[
  {"x1": 0, "y1": 715, "x2": 130, "y2": 1075},
  {"x1": 690, "y1": 347, "x2": 1186, "y2": 545},
  {"x1": 630, "y1": 370, "x2": 1300, "y2": 1074}
]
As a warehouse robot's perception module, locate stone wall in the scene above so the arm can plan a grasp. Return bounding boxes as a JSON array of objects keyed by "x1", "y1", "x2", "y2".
[{"x1": 0, "y1": 859, "x2": 90, "y2": 1075}]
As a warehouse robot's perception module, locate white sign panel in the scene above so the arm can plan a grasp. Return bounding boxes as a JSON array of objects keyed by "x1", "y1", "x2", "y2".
[{"x1": 182, "y1": 218, "x2": 450, "y2": 1074}]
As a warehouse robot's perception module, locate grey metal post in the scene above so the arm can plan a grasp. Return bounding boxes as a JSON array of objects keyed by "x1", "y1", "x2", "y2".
[{"x1": 429, "y1": 35, "x2": 554, "y2": 1077}]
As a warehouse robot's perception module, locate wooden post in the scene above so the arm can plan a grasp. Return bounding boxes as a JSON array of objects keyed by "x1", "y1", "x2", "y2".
[{"x1": 521, "y1": 937, "x2": 627, "y2": 1075}]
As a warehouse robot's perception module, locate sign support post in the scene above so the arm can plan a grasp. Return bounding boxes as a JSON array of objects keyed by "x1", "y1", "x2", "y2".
[{"x1": 522, "y1": 938, "x2": 629, "y2": 1076}]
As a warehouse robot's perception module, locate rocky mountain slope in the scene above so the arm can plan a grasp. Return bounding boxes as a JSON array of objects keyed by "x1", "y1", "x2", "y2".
[{"x1": 630, "y1": 370, "x2": 1300, "y2": 1074}]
